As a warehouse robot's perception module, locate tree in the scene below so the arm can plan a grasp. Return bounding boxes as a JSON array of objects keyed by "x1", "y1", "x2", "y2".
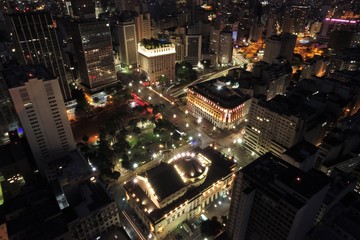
[
  {"x1": 82, "y1": 135, "x2": 89, "y2": 143},
  {"x1": 200, "y1": 217, "x2": 222, "y2": 237},
  {"x1": 133, "y1": 126, "x2": 142, "y2": 135},
  {"x1": 175, "y1": 61, "x2": 197, "y2": 82},
  {"x1": 72, "y1": 88, "x2": 92, "y2": 118}
]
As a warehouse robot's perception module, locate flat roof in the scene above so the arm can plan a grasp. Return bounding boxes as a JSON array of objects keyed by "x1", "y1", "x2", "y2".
[
  {"x1": 124, "y1": 147, "x2": 235, "y2": 223},
  {"x1": 144, "y1": 162, "x2": 185, "y2": 201},
  {"x1": 243, "y1": 153, "x2": 330, "y2": 209},
  {"x1": 257, "y1": 94, "x2": 317, "y2": 119},
  {"x1": 189, "y1": 78, "x2": 250, "y2": 109},
  {"x1": 284, "y1": 141, "x2": 319, "y2": 163},
  {"x1": 64, "y1": 180, "x2": 113, "y2": 218},
  {"x1": 1, "y1": 64, "x2": 54, "y2": 89}
]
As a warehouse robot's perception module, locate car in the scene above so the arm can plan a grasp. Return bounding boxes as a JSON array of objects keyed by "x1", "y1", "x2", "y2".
[{"x1": 191, "y1": 223, "x2": 197, "y2": 230}]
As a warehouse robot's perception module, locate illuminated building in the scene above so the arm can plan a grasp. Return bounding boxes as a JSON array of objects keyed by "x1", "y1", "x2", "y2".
[
  {"x1": 219, "y1": 31, "x2": 233, "y2": 66},
  {"x1": 227, "y1": 153, "x2": 329, "y2": 240},
  {"x1": 138, "y1": 40, "x2": 176, "y2": 84},
  {"x1": 263, "y1": 33, "x2": 296, "y2": 64},
  {"x1": 8, "y1": 12, "x2": 72, "y2": 101},
  {"x1": 124, "y1": 147, "x2": 236, "y2": 239},
  {"x1": 72, "y1": 20, "x2": 118, "y2": 93},
  {"x1": 244, "y1": 96, "x2": 312, "y2": 156},
  {"x1": 3, "y1": 65, "x2": 76, "y2": 181},
  {"x1": 187, "y1": 78, "x2": 251, "y2": 129},
  {"x1": 116, "y1": 20, "x2": 138, "y2": 67}
]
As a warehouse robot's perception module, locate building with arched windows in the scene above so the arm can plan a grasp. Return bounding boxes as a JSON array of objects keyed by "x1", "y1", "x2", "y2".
[{"x1": 123, "y1": 147, "x2": 236, "y2": 239}]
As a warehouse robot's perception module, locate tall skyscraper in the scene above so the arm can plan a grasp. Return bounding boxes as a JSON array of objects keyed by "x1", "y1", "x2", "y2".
[
  {"x1": 2, "y1": 65, "x2": 76, "y2": 181},
  {"x1": 244, "y1": 96, "x2": 307, "y2": 156},
  {"x1": 184, "y1": 35, "x2": 202, "y2": 66},
  {"x1": 227, "y1": 153, "x2": 329, "y2": 240},
  {"x1": 72, "y1": 20, "x2": 117, "y2": 92},
  {"x1": 117, "y1": 20, "x2": 138, "y2": 67},
  {"x1": 134, "y1": 13, "x2": 153, "y2": 42},
  {"x1": 8, "y1": 12, "x2": 72, "y2": 101},
  {"x1": 263, "y1": 33, "x2": 297, "y2": 64},
  {"x1": 138, "y1": 39, "x2": 176, "y2": 84},
  {"x1": 219, "y1": 30, "x2": 233, "y2": 66}
]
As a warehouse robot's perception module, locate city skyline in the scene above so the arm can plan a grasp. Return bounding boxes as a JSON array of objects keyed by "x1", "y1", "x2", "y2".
[{"x1": 0, "y1": 0, "x2": 359, "y2": 239}]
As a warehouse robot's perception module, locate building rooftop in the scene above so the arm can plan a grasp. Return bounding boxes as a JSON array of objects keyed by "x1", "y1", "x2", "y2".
[
  {"x1": 284, "y1": 141, "x2": 318, "y2": 163},
  {"x1": 257, "y1": 94, "x2": 317, "y2": 119},
  {"x1": 63, "y1": 180, "x2": 113, "y2": 219},
  {"x1": 189, "y1": 78, "x2": 250, "y2": 109},
  {"x1": 144, "y1": 162, "x2": 185, "y2": 201},
  {"x1": 124, "y1": 147, "x2": 235, "y2": 223},
  {"x1": 242, "y1": 153, "x2": 330, "y2": 209},
  {"x1": 140, "y1": 38, "x2": 171, "y2": 50},
  {"x1": 0, "y1": 184, "x2": 69, "y2": 239},
  {"x1": 1, "y1": 64, "x2": 54, "y2": 89}
]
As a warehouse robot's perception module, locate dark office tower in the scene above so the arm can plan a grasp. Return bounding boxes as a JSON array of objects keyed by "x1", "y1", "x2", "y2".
[
  {"x1": 134, "y1": 13, "x2": 153, "y2": 42},
  {"x1": 117, "y1": 20, "x2": 138, "y2": 67},
  {"x1": 263, "y1": 33, "x2": 296, "y2": 64},
  {"x1": 227, "y1": 153, "x2": 330, "y2": 240},
  {"x1": 8, "y1": 12, "x2": 72, "y2": 101},
  {"x1": 184, "y1": 35, "x2": 202, "y2": 66},
  {"x1": 72, "y1": 20, "x2": 117, "y2": 92},
  {"x1": 70, "y1": 0, "x2": 96, "y2": 20}
]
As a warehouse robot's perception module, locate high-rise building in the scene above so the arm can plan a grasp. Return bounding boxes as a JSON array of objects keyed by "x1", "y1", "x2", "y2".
[
  {"x1": 219, "y1": 31, "x2": 233, "y2": 66},
  {"x1": 8, "y1": 12, "x2": 72, "y2": 101},
  {"x1": 2, "y1": 65, "x2": 76, "y2": 181},
  {"x1": 134, "y1": 13, "x2": 153, "y2": 42},
  {"x1": 70, "y1": 0, "x2": 96, "y2": 20},
  {"x1": 244, "y1": 96, "x2": 308, "y2": 156},
  {"x1": 171, "y1": 36, "x2": 185, "y2": 62},
  {"x1": 209, "y1": 26, "x2": 220, "y2": 54},
  {"x1": 184, "y1": 35, "x2": 202, "y2": 66},
  {"x1": 251, "y1": 60, "x2": 292, "y2": 100},
  {"x1": 117, "y1": 20, "x2": 138, "y2": 67},
  {"x1": 249, "y1": 23, "x2": 263, "y2": 42},
  {"x1": 263, "y1": 33, "x2": 297, "y2": 64},
  {"x1": 227, "y1": 153, "x2": 329, "y2": 240},
  {"x1": 282, "y1": 5, "x2": 310, "y2": 34},
  {"x1": 72, "y1": 20, "x2": 117, "y2": 92},
  {"x1": 138, "y1": 39, "x2": 176, "y2": 84}
]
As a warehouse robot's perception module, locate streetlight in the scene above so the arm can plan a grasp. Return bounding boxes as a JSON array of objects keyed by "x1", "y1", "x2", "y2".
[
  {"x1": 185, "y1": 110, "x2": 188, "y2": 115},
  {"x1": 186, "y1": 123, "x2": 189, "y2": 127},
  {"x1": 173, "y1": 114, "x2": 176, "y2": 118},
  {"x1": 148, "y1": 96, "x2": 152, "y2": 100},
  {"x1": 197, "y1": 117, "x2": 202, "y2": 124}
]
